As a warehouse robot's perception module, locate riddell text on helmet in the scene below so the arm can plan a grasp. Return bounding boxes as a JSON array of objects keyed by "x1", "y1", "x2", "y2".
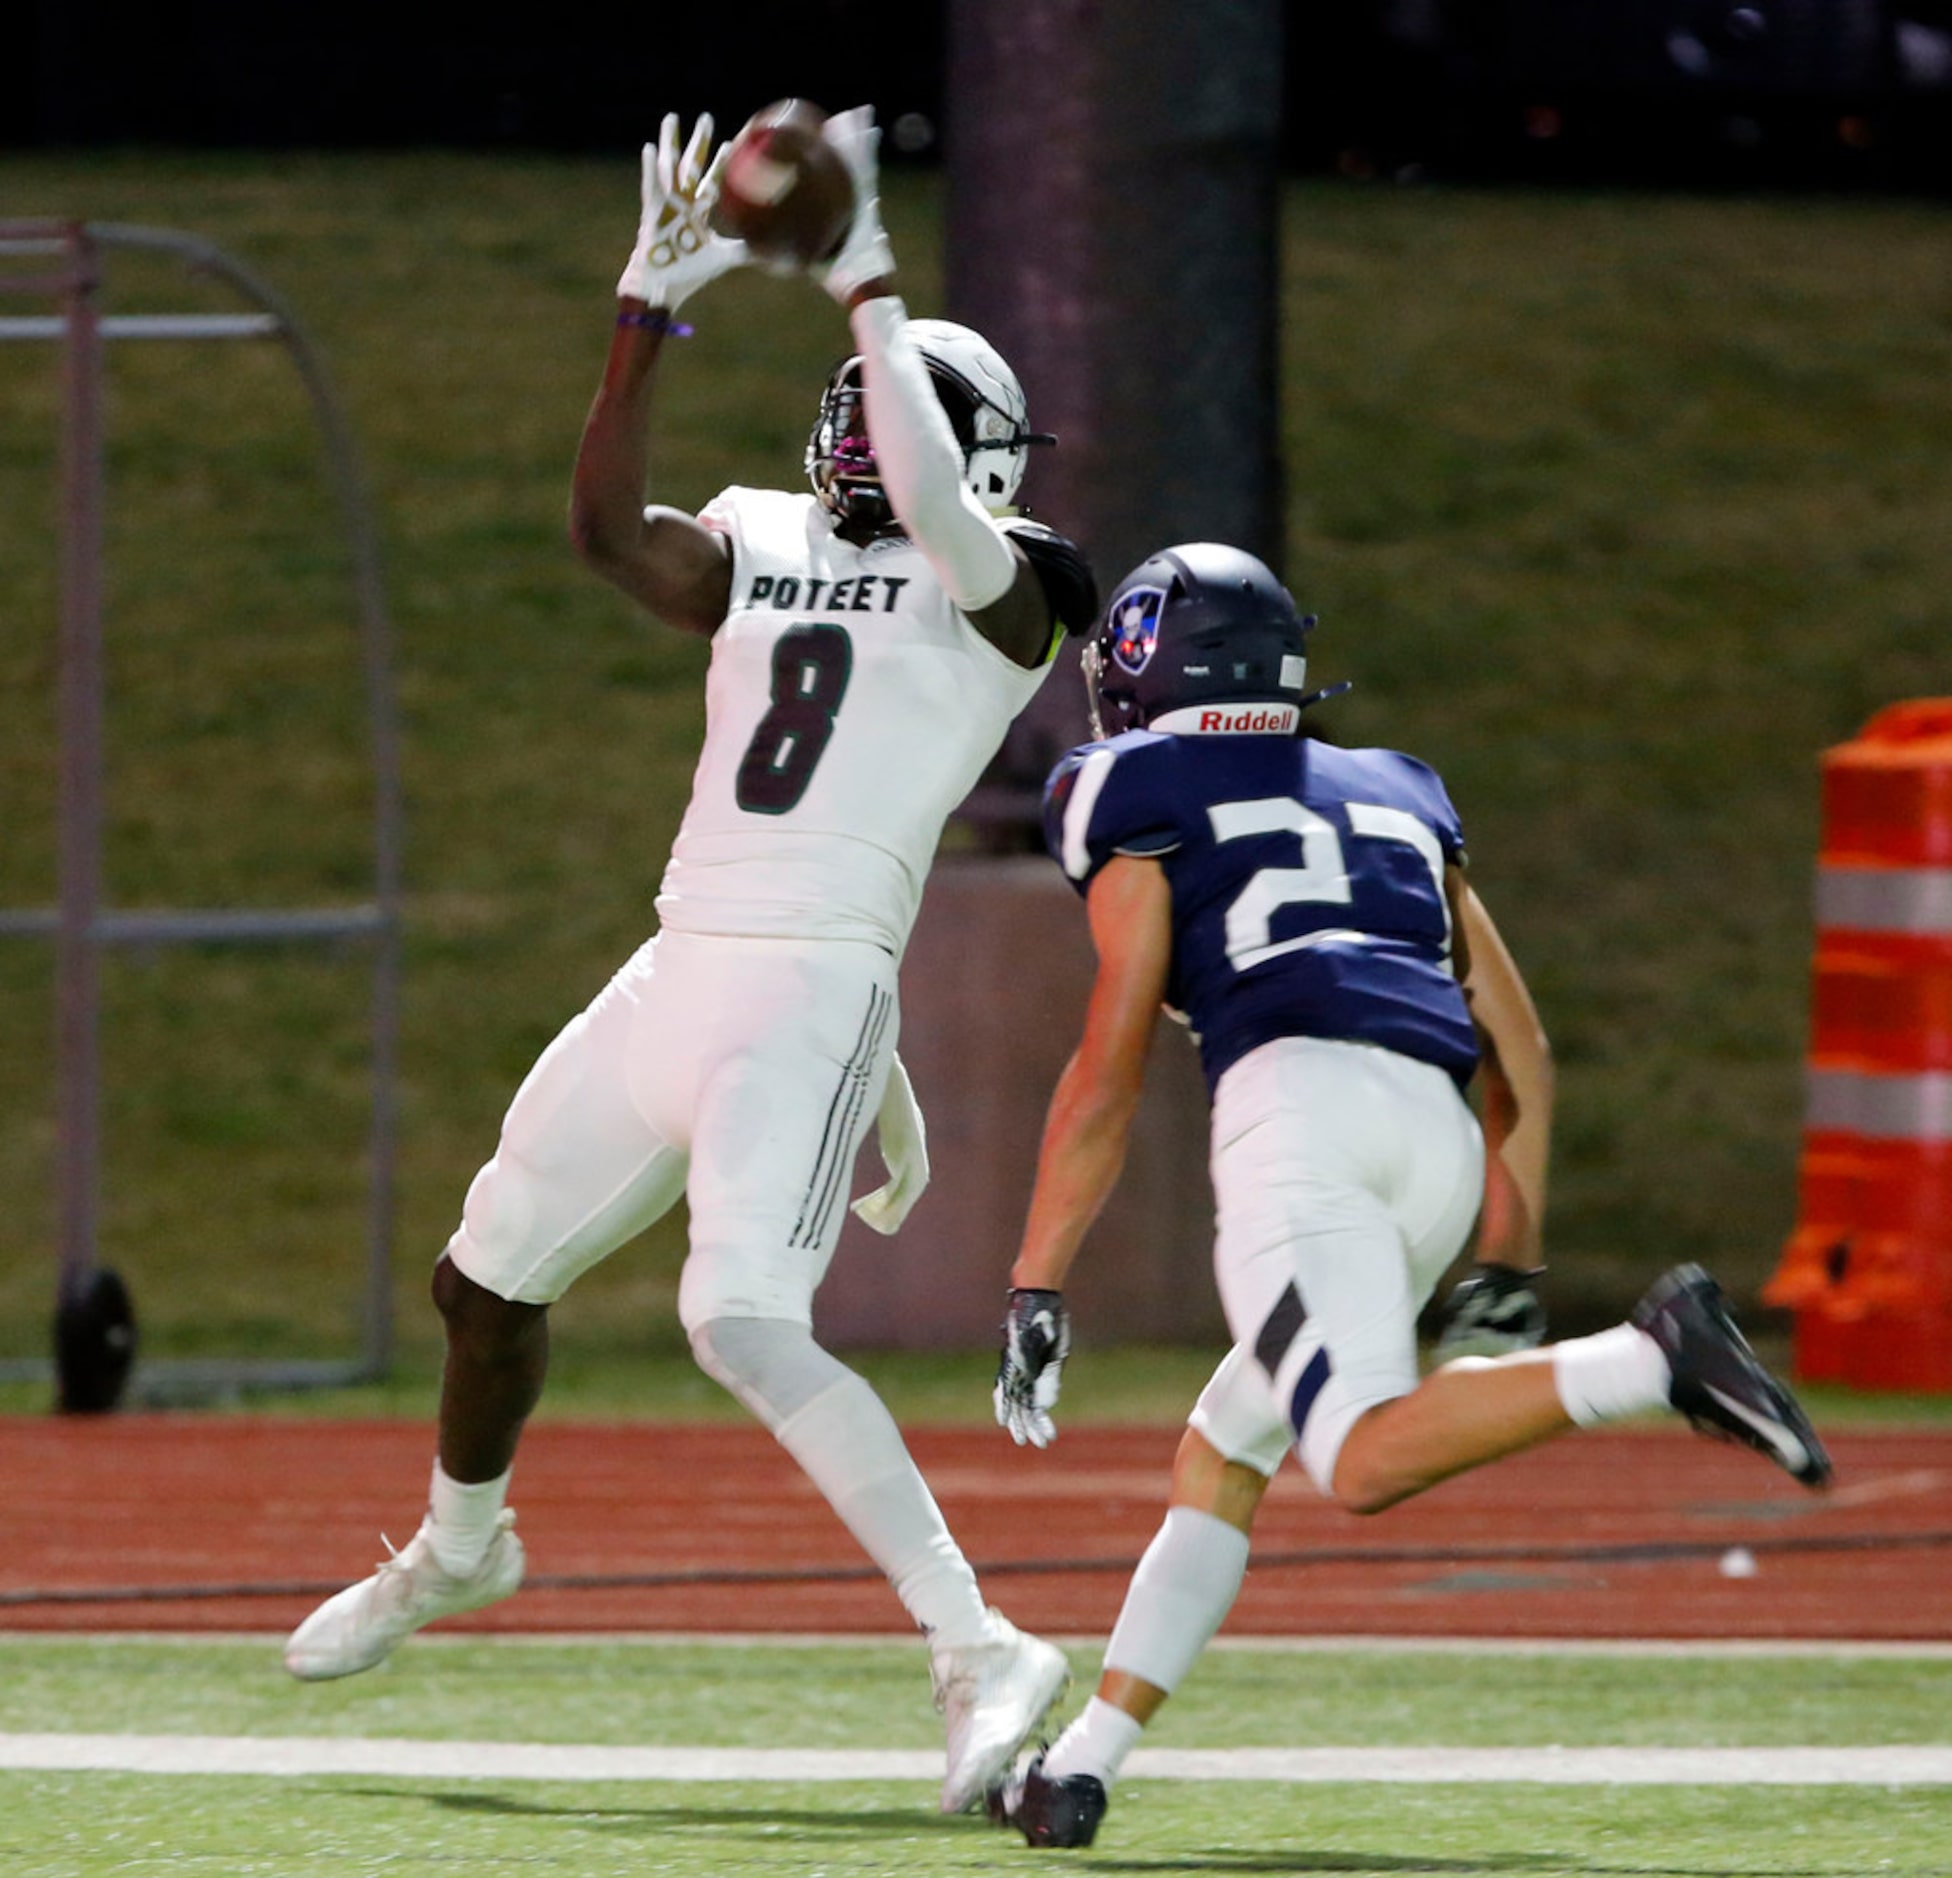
[{"x1": 1152, "y1": 703, "x2": 1302, "y2": 735}]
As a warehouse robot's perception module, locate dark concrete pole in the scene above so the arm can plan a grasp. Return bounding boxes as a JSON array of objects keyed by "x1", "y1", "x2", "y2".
[
  {"x1": 815, "y1": 4, "x2": 1285, "y2": 1352},
  {"x1": 947, "y1": 0, "x2": 1286, "y2": 814}
]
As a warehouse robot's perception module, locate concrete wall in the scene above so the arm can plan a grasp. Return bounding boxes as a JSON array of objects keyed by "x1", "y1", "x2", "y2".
[{"x1": 817, "y1": 855, "x2": 1224, "y2": 1350}]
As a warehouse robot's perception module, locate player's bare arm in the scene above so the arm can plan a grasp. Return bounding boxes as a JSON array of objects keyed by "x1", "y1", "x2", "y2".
[
  {"x1": 1452, "y1": 870, "x2": 1554, "y2": 1269},
  {"x1": 995, "y1": 852, "x2": 1168, "y2": 1447},
  {"x1": 568, "y1": 114, "x2": 745, "y2": 636},
  {"x1": 1010, "y1": 854, "x2": 1174, "y2": 1292},
  {"x1": 569, "y1": 317, "x2": 732, "y2": 635}
]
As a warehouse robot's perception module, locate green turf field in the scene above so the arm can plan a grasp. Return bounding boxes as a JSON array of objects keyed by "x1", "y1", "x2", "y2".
[
  {"x1": 2, "y1": 1638, "x2": 1948, "y2": 1874},
  {"x1": 3, "y1": 155, "x2": 1950, "y2": 1377}
]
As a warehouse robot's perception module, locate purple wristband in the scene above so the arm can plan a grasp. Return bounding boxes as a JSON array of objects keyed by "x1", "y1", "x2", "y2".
[{"x1": 616, "y1": 308, "x2": 694, "y2": 337}]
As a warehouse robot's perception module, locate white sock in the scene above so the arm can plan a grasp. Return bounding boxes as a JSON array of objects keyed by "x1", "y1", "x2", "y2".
[
  {"x1": 1552, "y1": 1324, "x2": 1673, "y2": 1427},
  {"x1": 1044, "y1": 1697, "x2": 1145, "y2": 1786},
  {"x1": 775, "y1": 1371, "x2": 991, "y2": 1650},
  {"x1": 1100, "y1": 1506, "x2": 1252, "y2": 1700},
  {"x1": 424, "y1": 1461, "x2": 512, "y2": 1575}
]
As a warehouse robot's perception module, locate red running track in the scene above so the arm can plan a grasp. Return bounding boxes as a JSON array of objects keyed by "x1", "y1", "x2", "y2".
[{"x1": 1, "y1": 1419, "x2": 1946, "y2": 1640}]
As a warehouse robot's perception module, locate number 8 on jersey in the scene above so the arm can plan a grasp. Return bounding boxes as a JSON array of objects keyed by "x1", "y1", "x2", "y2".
[{"x1": 736, "y1": 623, "x2": 853, "y2": 814}]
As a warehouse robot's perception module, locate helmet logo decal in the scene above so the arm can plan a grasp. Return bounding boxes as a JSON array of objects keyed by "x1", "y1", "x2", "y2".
[{"x1": 1110, "y1": 585, "x2": 1167, "y2": 676}]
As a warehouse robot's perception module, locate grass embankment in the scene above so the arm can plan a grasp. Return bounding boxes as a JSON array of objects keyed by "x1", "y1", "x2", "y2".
[{"x1": 1, "y1": 155, "x2": 1947, "y2": 1388}]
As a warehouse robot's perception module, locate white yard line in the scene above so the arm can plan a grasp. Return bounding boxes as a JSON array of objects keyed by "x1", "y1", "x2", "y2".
[
  {"x1": 0, "y1": 1735, "x2": 1948, "y2": 1785},
  {"x1": 9, "y1": 1632, "x2": 1951, "y2": 1658}
]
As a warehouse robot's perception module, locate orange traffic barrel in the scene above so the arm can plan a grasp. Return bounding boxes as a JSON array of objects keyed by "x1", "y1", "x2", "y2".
[{"x1": 1766, "y1": 701, "x2": 1952, "y2": 1391}]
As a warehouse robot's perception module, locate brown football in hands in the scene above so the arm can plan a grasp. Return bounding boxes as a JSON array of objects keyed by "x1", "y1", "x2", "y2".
[{"x1": 708, "y1": 99, "x2": 855, "y2": 267}]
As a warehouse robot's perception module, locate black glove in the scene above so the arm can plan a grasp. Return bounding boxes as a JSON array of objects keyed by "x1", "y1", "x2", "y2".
[
  {"x1": 1434, "y1": 1265, "x2": 1547, "y2": 1360},
  {"x1": 994, "y1": 1287, "x2": 1072, "y2": 1448}
]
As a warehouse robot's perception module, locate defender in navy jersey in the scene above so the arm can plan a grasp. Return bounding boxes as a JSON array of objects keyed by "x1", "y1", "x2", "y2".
[
  {"x1": 1045, "y1": 731, "x2": 1479, "y2": 1098},
  {"x1": 987, "y1": 544, "x2": 1831, "y2": 1850}
]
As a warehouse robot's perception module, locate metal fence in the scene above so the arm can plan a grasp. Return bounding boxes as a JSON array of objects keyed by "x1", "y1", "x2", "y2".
[{"x1": 0, "y1": 220, "x2": 403, "y2": 1400}]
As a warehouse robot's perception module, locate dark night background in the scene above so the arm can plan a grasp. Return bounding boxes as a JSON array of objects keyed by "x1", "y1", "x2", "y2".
[{"x1": 10, "y1": 0, "x2": 1952, "y2": 190}]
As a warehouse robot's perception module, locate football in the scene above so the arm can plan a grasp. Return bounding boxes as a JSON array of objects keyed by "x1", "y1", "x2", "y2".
[{"x1": 708, "y1": 99, "x2": 855, "y2": 268}]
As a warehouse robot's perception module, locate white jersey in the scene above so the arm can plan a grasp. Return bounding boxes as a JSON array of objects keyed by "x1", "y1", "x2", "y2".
[{"x1": 654, "y1": 486, "x2": 1051, "y2": 956}]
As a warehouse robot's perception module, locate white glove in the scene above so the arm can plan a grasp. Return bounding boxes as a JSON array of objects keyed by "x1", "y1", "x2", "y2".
[
  {"x1": 994, "y1": 1288, "x2": 1071, "y2": 1449},
  {"x1": 815, "y1": 105, "x2": 896, "y2": 305},
  {"x1": 617, "y1": 113, "x2": 748, "y2": 311},
  {"x1": 1434, "y1": 1265, "x2": 1548, "y2": 1360},
  {"x1": 850, "y1": 1053, "x2": 929, "y2": 1234}
]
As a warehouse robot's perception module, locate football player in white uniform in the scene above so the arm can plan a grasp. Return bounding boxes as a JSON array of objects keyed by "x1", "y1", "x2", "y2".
[
  {"x1": 986, "y1": 544, "x2": 1832, "y2": 1848},
  {"x1": 285, "y1": 110, "x2": 1094, "y2": 1815}
]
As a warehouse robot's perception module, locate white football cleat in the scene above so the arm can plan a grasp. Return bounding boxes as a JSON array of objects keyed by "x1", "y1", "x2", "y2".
[
  {"x1": 284, "y1": 1509, "x2": 525, "y2": 1682},
  {"x1": 931, "y1": 1610, "x2": 1070, "y2": 1815}
]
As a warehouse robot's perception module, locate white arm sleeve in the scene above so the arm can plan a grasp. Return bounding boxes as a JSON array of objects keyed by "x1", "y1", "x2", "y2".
[{"x1": 850, "y1": 295, "x2": 1020, "y2": 613}]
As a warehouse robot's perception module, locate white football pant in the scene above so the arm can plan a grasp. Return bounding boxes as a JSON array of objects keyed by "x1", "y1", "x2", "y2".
[
  {"x1": 445, "y1": 929, "x2": 897, "y2": 1325},
  {"x1": 1189, "y1": 1035, "x2": 1485, "y2": 1493}
]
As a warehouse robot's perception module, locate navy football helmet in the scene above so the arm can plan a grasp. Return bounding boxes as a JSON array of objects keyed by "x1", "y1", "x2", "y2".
[
  {"x1": 1085, "y1": 543, "x2": 1329, "y2": 739},
  {"x1": 805, "y1": 319, "x2": 1055, "y2": 530}
]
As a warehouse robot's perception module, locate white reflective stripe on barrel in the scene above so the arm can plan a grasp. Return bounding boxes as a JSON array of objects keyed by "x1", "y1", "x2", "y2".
[
  {"x1": 1806, "y1": 1067, "x2": 1952, "y2": 1141},
  {"x1": 1816, "y1": 866, "x2": 1952, "y2": 935}
]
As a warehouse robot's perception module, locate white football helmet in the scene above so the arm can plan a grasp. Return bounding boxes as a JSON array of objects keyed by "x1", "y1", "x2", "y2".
[{"x1": 805, "y1": 317, "x2": 1055, "y2": 526}]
